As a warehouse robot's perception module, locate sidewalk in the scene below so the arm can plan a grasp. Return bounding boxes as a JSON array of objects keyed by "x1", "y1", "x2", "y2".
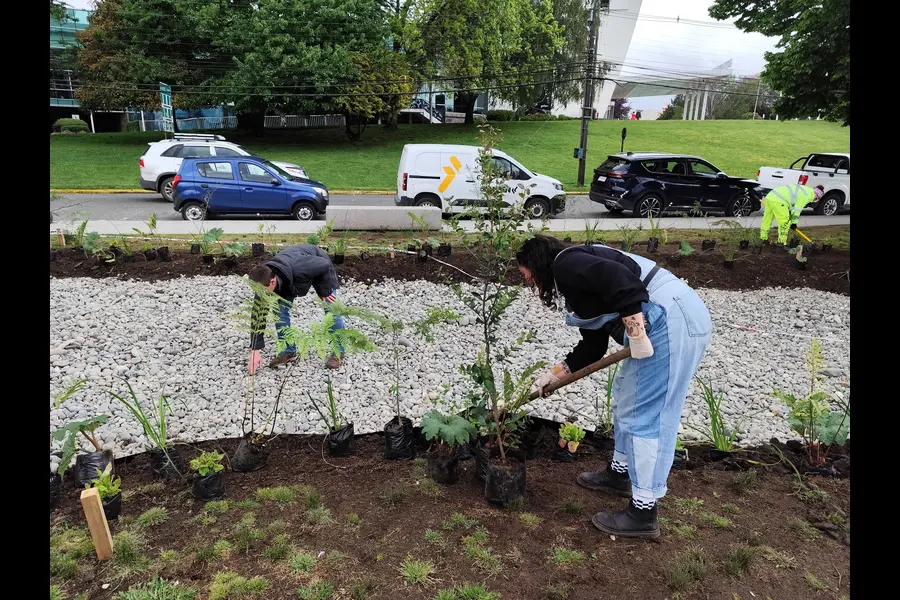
[{"x1": 50, "y1": 214, "x2": 849, "y2": 236}]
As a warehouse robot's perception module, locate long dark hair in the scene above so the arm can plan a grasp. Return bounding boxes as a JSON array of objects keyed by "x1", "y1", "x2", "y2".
[{"x1": 515, "y1": 235, "x2": 570, "y2": 308}]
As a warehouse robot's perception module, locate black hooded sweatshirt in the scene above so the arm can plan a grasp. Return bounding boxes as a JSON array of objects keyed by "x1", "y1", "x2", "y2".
[
  {"x1": 249, "y1": 244, "x2": 339, "y2": 350},
  {"x1": 552, "y1": 245, "x2": 650, "y2": 371}
]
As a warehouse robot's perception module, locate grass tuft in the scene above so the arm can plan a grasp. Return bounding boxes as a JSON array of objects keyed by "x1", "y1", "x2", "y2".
[
  {"x1": 550, "y1": 547, "x2": 585, "y2": 566},
  {"x1": 135, "y1": 506, "x2": 169, "y2": 529},
  {"x1": 400, "y1": 555, "x2": 435, "y2": 585},
  {"x1": 664, "y1": 548, "x2": 709, "y2": 593}
]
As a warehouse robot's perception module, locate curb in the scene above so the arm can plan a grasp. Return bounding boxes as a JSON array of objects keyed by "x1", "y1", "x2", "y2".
[{"x1": 51, "y1": 189, "x2": 397, "y2": 195}]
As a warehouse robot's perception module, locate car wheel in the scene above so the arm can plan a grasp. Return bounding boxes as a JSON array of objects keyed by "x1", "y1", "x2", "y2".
[
  {"x1": 636, "y1": 194, "x2": 663, "y2": 218},
  {"x1": 415, "y1": 195, "x2": 441, "y2": 209},
  {"x1": 292, "y1": 202, "x2": 315, "y2": 221},
  {"x1": 524, "y1": 197, "x2": 550, "y2": 219},
  {"x1": 726, "y1": 192, "x2": 753, "y2": 217},
  {"x1": 160, "y1": 176, "x2": 175, "y2": 202},
  {"x1": 181, "y1": 202, "x2": 206, "y2": 221},
  {"x1": 814, "y1": 192, "x2": 842, "y2": 216}
]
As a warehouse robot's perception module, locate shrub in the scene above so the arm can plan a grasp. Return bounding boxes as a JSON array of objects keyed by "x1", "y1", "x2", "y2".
[
  {"x1": 53, "y1": 118, "x2": 90, "y2": 133},
  {"x1": 519, "y1": 113, "x2": 557, "y2": 121},
  {"x1": 486, "y1": 109, "x2": 514, "y2": 122}
]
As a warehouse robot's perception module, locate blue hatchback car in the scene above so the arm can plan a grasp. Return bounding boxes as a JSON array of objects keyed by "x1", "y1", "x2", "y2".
[{"x1": 172, "y1": 155, "x2": 329, "y2": 221}]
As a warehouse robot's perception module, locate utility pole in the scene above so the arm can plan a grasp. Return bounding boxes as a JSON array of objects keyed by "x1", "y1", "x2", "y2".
[
  {"x1": 576, "y1": 0, "x2": 601, "y2": 187},
  {"x1": 752, "y1": 77, "x2": 762, "y2": 120}
]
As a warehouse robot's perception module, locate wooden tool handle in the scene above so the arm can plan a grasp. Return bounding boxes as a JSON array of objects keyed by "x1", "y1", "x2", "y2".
[{"x1": 528, "y1": 347, "x2": 632, "y2": 401}]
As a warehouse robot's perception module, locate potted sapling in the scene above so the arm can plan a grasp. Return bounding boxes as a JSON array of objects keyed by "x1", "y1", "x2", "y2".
[
  {"x1": 421, "y1": 389, "x2": 476, "y2": 484},
  {"x1": 822, "y1": 236, "x2": 835, "y2": 252},
  {"x1": 553, "y1": 422, "x2": 586, "y2": 462},
  {"x1": 408, "y1": 212, "x2": 440, "y2": 261},
  {"x1": 307, "y1": 377, "x2": 355, "y2": 457},
  {"x1": 221, "y1": 242, "x2": 246, "y2": 267},
  {"x1": 617, "y1": 224, "x2": 641, "y2": 252},
  {"x1": 234, "y1": 280, "x2": 378, "y2": 470},
  {"x1": 86, "y1": 463, "x2": 123, "y2": 521},
  {"x1": 110, "y1": 379, "x2": 185, "y2": 481},
  {"x1": 583, "y1": 219, "x2": 602, "y2": 246},
  {"x1": 50, "y1": 378, "x2": 87, "y2": 510},
  {"x1": 673, "y1": 437, "x2": 689, "y2": 470},
  {"x1": 200, "y1": 227, "x2": 225, "y2": 264},
  {"x1": 668, "y1": 240, "x2": 695, "y2": 266},
  {"x1": 645, "y1": 215, "x2": 667, "y2": 253},
  {"x1": 691, "y1": 377, "x2": 740, "y2": 460},
  {"x1": 82, "y1": 232, "x2": 115, "y2": 266},
  {"x1": 790, "y1": 246, "x2": 808, "y2": 271},
  {"x1": 53, "y1": 411, "x2": 113, "y2": 488},
  {"x1": 190, "y1": 451, "x2": 226, "y2": 500},
  {"x1": 377, "y1": 307, "x2": 457, "y2": 460},
  {"x1": 713, "y1": 219, "x2": 747, "y2": 270},
  {"x1": 328, "y1": 238, "x2": 347, "y2": 265}
]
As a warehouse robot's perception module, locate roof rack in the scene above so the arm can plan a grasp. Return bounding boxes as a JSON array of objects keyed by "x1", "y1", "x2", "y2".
[{"x1": 173, "y1": 133, "x2": 226, "y2": 141}]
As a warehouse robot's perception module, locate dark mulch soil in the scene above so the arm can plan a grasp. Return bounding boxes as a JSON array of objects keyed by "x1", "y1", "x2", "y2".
[
  {"x1": 51, "y1": 423, "x2": 850, "y2": 600},
  {"x1": 49, "y1": 242, "x2": 850, "y2": 295}
]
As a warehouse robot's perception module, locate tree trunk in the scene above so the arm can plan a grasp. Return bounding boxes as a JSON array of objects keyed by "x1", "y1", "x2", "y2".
[
  {"x1": 384, "y1": 109, "x2": 399, "y2": 130},
  {"x1": 237, "y1": 111, "x2": 266, "y2": 137},
  {"x1": 455, "y1": 92, "x2": 477, "y2": 125}
]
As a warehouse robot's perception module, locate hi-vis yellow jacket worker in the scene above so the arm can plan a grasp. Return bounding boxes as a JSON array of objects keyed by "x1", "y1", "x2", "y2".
[{"x1": 759, "y1": 184, "x2": 824, "y2": 244}]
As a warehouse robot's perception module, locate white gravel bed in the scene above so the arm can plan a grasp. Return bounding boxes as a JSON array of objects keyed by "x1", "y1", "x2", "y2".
[{"x1": 49, "y1": 275, "x2": 850, "y2": 470}]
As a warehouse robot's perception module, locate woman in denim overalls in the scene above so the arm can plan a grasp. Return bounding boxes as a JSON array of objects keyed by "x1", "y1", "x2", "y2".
[{"x1": 516, "y1": 235, "x2": 711, "y2": 539}]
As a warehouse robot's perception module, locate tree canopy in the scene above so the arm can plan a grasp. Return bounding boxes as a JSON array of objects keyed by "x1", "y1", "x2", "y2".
[{"x1": 708, "y1": 0, "x2": 850, "y2": 125}]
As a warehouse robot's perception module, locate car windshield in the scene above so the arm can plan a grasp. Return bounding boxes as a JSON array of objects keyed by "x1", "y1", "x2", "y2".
[{"x1": 264, "y1": 161, "x2": 294, "y2": 180}]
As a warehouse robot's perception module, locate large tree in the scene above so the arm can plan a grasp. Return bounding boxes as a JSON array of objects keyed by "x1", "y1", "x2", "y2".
[
  {"x1": 708, "y1": 0, "x2": 850, "y2": 125},
  {"x1": 413, "y1": 0, "x2": 564, "y2": 123},
  {"x1": 706, "y1": 76, "x2": 780, "y2": 120}
]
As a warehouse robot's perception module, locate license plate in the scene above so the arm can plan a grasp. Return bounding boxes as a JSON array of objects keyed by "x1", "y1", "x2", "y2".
[{"x1": 596, "y1": 175, "x2": 607, "y2": 182}]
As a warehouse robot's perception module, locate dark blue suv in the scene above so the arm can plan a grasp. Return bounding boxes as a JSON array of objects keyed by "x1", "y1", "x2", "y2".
[
  {"x1": 172, "y1": 155, "x2": 329, "y2": 221},
  {"x1": 589, "y1": 152, "x2": 763, "y2": 218}
]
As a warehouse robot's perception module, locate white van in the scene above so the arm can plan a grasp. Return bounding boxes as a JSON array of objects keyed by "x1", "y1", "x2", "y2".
[{"x1": 395, "y1": 144, "x2": 566, "y2": 218}]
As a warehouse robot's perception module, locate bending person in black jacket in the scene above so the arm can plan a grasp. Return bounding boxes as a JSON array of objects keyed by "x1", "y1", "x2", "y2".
[
  {"x1": 516, "y1": 235, "x2": 712, "y2": 539},
  {"x1": 247, "y1": 244, "x2": 344, "y2": 374}
]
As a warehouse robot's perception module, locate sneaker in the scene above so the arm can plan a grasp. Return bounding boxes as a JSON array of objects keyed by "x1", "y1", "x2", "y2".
[
  {"x1": 591, "y1": 499, "x2": 660, "y2": 539},
  {"x1": 576, "y1": 462, "x2": 632, "y2": 497},
  {"x1": 324, "y1": 355, "x2": 342, "y2": 370},
  {"x1": 268, "y1": 353, "x2": 297, "y2": 368}
]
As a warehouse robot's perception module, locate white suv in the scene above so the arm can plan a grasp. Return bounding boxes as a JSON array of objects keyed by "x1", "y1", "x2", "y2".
[{"x1": 139, "y1": 133, "x2": 308, "y2": 202}]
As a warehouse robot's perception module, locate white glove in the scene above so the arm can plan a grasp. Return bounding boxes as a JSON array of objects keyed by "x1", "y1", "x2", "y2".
[
  {"x1": 627, "y1": 332, "x2": 654, "y2": 359},
  {"x1": 532, "y1": 369, "x2": 560, "y2": 398}
]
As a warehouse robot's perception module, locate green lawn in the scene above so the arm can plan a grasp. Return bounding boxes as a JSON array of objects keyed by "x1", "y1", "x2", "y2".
[{"x1": 50, "y1": 119, "x2": 850, "y2": 192}]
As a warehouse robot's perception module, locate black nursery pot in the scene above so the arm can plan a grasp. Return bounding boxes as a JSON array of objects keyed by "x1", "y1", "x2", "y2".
[
  {"x1": 701, "y1": 239, "x2": 716, "y2": 251},
  {"x1": 437, "y1": 243, "x2": 452, "y2": 257},
  {"x1": 251, "y1": 242, "x2": 265, "y2": 257},
  {"x1": 109, "y1": 245, "x2": 125, "y2": 260},
  {"x1": 563, "y1": 236, "x2": 572, "y2": 243},
  {"x1": 360, "y1": 251, "x2": 372, "y2": 261},
  {"x1": 619, "y1": 241, "x2": 629, "y2": 251},
  {"x1": 407, "y1": 244, "x2": 417, "y2": 253},
  {"x1": 668, "y1": 254, "x2": 683, "y2": 266},
  {"x1": 384, "y1": 416, "x2": 415, "y2": 460},
  {"x1": 157, "y1": 246, "x2": 171, "y2": 261},
  {"x1": 794, "y1": 260, "x2": 807, "y2": 271},
  {"x1": 673, "y1": 447, "x2": 690, "y2": 470},
  {"x1": 50, "y1": 249, "x2": 58, "y2": 262},
  {"x1": 75, "y1": 450, "x2": 114, "y2": 487},
  {"x1": 50, "y1": 473, "x2": 62, "y2": 511},
  {"x1": 326, "y1": 423, "x2": 355, "y2": 457},
  {"x1": 150, "y1": 447, "x2": 185, "y2": 480},
  {"x1": 474, "y1": 437, "x2": 492, "y2": 482},
  {"x1": 192, "y1": 471, "x2": 226, "y2": 501},
  {"x1": 332, "y1": 254, "x2": 345, "y2": 265},
  {"x1": 202, "y1": 254, "x2": 215, "y2": 264},
  {"x1": 484, "y1": 447, "x2": 527, "y2": 506},
  {"x1": 787, "y1": 237, "x2": 799, "y2": 249},
  {"x1": 231, "y1": 436, "x2": 270, "y2": 472},
  {"x1": 426, "y1": 448, "x2": 460, "y2": 485},
  {"x1": 708, "y1": 449, "x2": 732, "y2": 462},
  {"x1": 190, "y1": 243, "x2": 201, "y2": 254},
  {"x1": 723, "y1": 260, "x2": 735, "y2": 270},
  {"x1": 739, "y1": 240, "x2": 749, "y2": 250},
  {"x1": 144, "y1": 248, "x2": 159, "y2": 261},
  {"x1": 647, "y1": 237, "x2": 660, "y2": 253},
  {"x1": 72, "y1": 247, "x2": 86, "y2": 258},
  {"x1": 102, "y1": 493, "x2": 122, "y2": 520},
  {"x1": 822, "y1": 244, "x2": 833, "y2": 252}
]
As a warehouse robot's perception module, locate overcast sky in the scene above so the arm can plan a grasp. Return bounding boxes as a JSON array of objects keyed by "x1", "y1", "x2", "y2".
[{"x1": 62, "y1": 0, "x2": 779, "y2": 112}]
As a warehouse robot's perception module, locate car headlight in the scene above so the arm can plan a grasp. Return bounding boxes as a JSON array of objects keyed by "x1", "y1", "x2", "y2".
[
  {"x1": 313, "y1": 187, "x2": 328, "y2": 198},
  {"x1": 553, "y1": 182, "x2": 563, "y2": 191}
]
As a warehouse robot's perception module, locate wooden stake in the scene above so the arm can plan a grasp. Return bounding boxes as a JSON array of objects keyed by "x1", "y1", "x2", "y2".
[
  {"x1": 389, "y1": 243, "x2": 395, "y2": 259},
  {"x1": 80, "y1": 487, "x2": 114, "y2": 560},
  {"x1": 57, "y1": 229, "x2": 66, "y2": 247}
]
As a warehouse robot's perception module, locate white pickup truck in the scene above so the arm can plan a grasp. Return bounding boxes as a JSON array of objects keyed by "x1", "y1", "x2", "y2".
[{"x1": 756, "y1": 152, "x2": 850, "y2": 216}]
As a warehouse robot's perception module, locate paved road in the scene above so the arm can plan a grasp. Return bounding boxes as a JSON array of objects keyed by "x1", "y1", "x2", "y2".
[{"x1": 51, "y1": 192, "x2": 850, "y2": 230}]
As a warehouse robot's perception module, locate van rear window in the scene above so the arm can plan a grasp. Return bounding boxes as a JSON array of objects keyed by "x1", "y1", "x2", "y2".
[{"x1": 598, "y1": 158, "x2": 631, "y2": 173}]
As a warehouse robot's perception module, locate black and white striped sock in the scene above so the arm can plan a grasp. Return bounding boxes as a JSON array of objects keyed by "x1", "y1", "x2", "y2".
[
  {"x1": 631, "y1": 497, "x2": 656, "y2": 511},
  {"x1": 610, "y1": 459, "x2": 628, "y2": 474}
]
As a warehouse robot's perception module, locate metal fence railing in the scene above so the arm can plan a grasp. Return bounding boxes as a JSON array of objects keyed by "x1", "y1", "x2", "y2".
[{"x1": 264, "y1": 114, "x2": 345, "y2": 129}]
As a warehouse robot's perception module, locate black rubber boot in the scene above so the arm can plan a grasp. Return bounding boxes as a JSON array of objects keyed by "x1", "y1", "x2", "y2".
[
  {"x1": 591, "y1": 499, "x2": 660, "y2": 539},
  {"x1": 576, "y1": 463, "x2": 631, "y2": 497}
]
